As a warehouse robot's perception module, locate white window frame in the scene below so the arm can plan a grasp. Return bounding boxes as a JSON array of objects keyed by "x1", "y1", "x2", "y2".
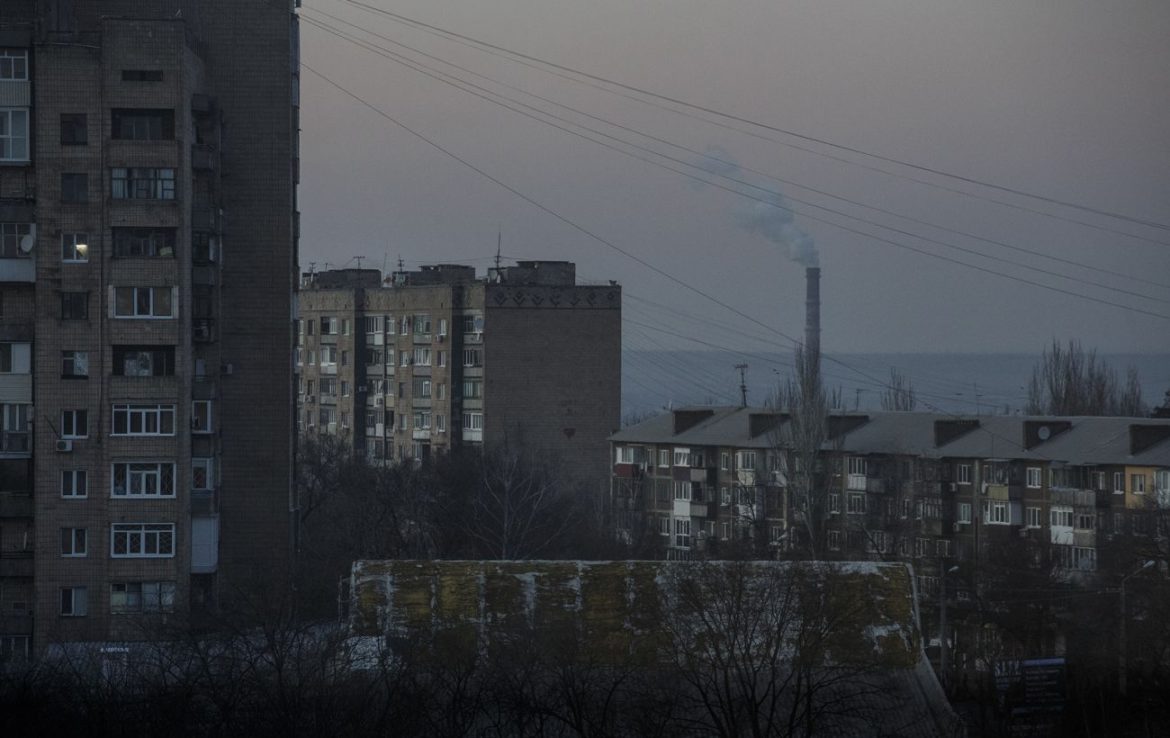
[
  {"x1": 828, "y1": 492, "x2": 841, "y2": 514},
  {"x1": 462, "y1": 348, "x2": 483, "y2": 367},
  {"x1": 957, "y1": 502, "x2": 972, "y2": 524},
  {"x1": 1026, "y1": 506, "x2": 1041, "y2": 528},
  {"x1": 846, "y1": 492, "x2": 866, "y2": 514},
  {"x1": 462, "y1": 379, "x2": 482, "y2": 399},
  {"x1": 61, "y1": 350, "x2": 89, "y2": 378},
  {"x1": 60, "y1": 469, "x2": 88, "y2": 498},
  {"x1": 111, "y1": 462, "x2": 176, "y2": 498},
  {"x1": 192, "y1": 457, "x2": 214, "y2": 492},
  {"x1": 113, "y1": 286, "x2": 174, "y2": 318},
  {"x1": 0, "y1": 108, "x2": 29, "y2": 162},
  {"x1": 957, "y1": 464, "x2": 972, "y2": 485},
  {"x1": 0, "y1": 50, "x2": 29, "y2": 80},
  {"x1": 110, "y1": 523, "x2": 175, "y2": 558},
  {"x1": 412, "y1": 347, "x2": 431, "y2": 366},
  {"x1": 192, "y1": 400, "x2": 213, "y2": 434},
  {"x1": 110, "y1": 581, "x2": 176, "y2": 614},
  {"x1": 60, "y1": 587, "x2": 88, "y2": 617},
  {"x1": 658, "y1": 449, "x2": 670, "y2": 468},
  {"x1": 61, "y1": 528, "x2": 87, "y2": 557},
  {"x1": 1026, "y1": 467, "x2": 1042, "y2": 488},
  {"x1": 1131, "y1": 474, "x2": 1146, "y2": 494},
  {"x1": 1113, "y1": 472, "x2": 1125, "y2": 494},
  {"x1": 61, "y1": 232, "x2": 89, "y2": 263},
  {"x1": 462, "y1": 411, "x2": 483, "y2": 431},
  {"x1": 111, "y1": 403, "x2": 176, "y2": 436},
  {"x1": 61, "y1": 409, "x2": 88, "y2": 439}
]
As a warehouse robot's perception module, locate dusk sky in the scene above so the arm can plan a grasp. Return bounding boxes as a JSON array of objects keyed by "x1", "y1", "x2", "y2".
[{"x1": 296, "y1": 0, "x2": 1170, "y2": 355}]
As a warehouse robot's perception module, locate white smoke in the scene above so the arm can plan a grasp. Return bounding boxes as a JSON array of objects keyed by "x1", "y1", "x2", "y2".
[
  {"x1": 691, "y1": 145, "x2": 819, "y2": 268},
  {"x1": 740, "y1": 193, "x2": 819, "y2": 268}
]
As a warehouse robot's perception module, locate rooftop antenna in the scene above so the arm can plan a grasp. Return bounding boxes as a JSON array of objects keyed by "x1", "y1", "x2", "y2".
[
  {"x1": 353, "y1": 255, "x2": 365, "y2": 269},
  {"x1": 495, "y1": 226, "x2": 502, "y2": 269},
  {"x1": 735, "y1": 363, "x2": 749, "y2": 407},
  {"x1": 397, "y1": 254, "x2": 404, "y2": 271}
]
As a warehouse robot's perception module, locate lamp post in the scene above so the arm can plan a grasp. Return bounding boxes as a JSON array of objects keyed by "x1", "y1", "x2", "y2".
[{"x1": 1119, "y1": 560, "x2": 1155, "y2": 697}]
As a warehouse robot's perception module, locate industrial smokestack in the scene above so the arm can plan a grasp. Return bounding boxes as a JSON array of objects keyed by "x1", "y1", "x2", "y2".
[{"x1": 805, "y1": 267, "x2": 820, "y2": 359}]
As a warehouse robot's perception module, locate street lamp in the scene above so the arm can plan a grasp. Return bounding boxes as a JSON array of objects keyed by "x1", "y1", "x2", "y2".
[{"x1": 1119, "y1": 560, "x2": 1155, "y2": 696}]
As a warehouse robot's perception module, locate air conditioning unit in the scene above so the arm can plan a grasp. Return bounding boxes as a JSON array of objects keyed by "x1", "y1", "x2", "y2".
[{"x1": 56, "y1": 439, "x2": 74, "y2": 452}]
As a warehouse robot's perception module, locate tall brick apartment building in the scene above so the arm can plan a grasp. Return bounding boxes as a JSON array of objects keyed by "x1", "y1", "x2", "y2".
[
  {"x1": 297, "y1": 261, "x2": 621, "y2": 492},
  {"x1": 0, "y1": 1, "x2": 298, "y2": 656}
]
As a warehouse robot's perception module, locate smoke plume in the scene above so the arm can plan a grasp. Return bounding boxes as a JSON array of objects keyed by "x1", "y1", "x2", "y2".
[{"x1": 740, "y1": 193, "x2": 819, "y2": 268}]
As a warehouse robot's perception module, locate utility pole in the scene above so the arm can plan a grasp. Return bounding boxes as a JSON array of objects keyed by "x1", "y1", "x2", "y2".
[{"x1": 735, "y1": 364, "x2": 748, "y2": 407}]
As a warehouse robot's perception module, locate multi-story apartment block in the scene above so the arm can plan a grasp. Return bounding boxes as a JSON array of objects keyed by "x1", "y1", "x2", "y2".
[
  {"x1": 297, "y1": 261, "x2": 621, "y2": 491},
  {"x1": 0, "y1": 1, "x2": 297, "y2": 656},
  {"x1": 612, "y1": 408, "x2": 1170, "y2": 582}
]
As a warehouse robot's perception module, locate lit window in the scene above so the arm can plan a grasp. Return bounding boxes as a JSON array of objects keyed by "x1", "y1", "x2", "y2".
[{"x1": 61, "y1": 233, "x2": 89, "y2": 263}]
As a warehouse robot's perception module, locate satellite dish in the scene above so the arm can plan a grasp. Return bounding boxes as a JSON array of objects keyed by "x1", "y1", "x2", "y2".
[
  {"x1": 1038, "y1": 426, "x2": 1051, "y2": 441},
  {"x1": 18, "y1": 234, "x2": 34, "y2": 253}
]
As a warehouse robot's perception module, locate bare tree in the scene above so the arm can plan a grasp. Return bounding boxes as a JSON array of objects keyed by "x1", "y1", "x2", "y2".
[
  {"x1": 778, "y1": 346, "x2": 830, "y2": 559},
  {"x1": 880, "y1": 368, "x2": 917, "y2": 411},
  {"x1": 1026, "y1": 339, "x2": 1147, "y2": 416}
]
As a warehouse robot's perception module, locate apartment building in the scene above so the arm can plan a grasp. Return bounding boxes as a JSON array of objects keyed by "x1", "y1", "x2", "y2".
[
  {"x1": 0, "y1": 1, "x2": 298, "y2": 656},
  {"x1": 297, "y1": 261, "x2": 621, "y2": 491},
  {"x1": 611, "y1": 408, "x2": 1170, "y2": 582}
]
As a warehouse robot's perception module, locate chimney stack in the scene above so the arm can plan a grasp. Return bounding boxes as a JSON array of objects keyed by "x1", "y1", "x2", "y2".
[{"x1": 805, "y1": 267, "x2": 820, "y2": 359}]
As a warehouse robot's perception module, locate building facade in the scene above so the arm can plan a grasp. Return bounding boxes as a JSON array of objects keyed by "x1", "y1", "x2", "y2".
[
  {"x1": 297, "y1": 261, "x2": 621, "y2": 491},
  {"x1": 0, "y1": 0, "x2": 298, "y2": 656}
]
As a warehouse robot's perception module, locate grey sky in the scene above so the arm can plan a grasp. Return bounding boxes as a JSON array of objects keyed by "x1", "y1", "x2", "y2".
[{"x1": 297, "y1": 0, "x2": 1170, "y2": 354}]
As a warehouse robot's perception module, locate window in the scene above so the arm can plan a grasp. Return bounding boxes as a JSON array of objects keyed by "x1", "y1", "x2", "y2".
[
  {"x1": 111, "y1": 109, "x2": 174, "y2": 140},
  {"x1": 412, "y1": 347, "x2": 431, "y2": 366},
  {"x1": 847, "y1": 456, "x2": 867, "y2": 476},
  {"x1": 61, "y1": 232, "x2": 89, "y2": 263},
  {"x1": 340, "y1": 350, "x2": 349, "y2": 367},
  {"x1": 60, "y1": 587, "x2": 88, "y2": 617},
  {"x1": 937, "y1": 539, "x2": 952, "y2": 557},
  {"x1": 721, "y1": 486, "x2": 731, "y2": 505},
  {"x1": 61, "y1": 173, "x2": 88, "y2": 202},
  {"x1": 341, "y1": 380, "x2": 350, "y2": 397},
  {"x1": 111, "y1": 524, "x2": 175, "y2": 558},
  {"x1": 1050, "y1": 506, "x2": 1073, "y2": 528},
  {"x1": 957, "y1": 464, "x2": 972, "y2": 484},
  {"x1": 1, "y1": 403, "x2": 30, "y2": 452},
  {"x1": 61, "y1": 291, "x2": 88, "y2": 320},
  {"x1": 111, "y1": 168, "x2": 176, "y2": 200},
  {"x1": 320, "y1": 316, "x2": 338, "y2": 335},
  {"x1": 438, "y1": 318, "x2": 447, "y2": 336},
  {"x1": 192, "y1": 458, "x2": 214, "y2": 492},
  {"x1": 658, "y1": 517, "x2": 671, "y2": 537},
  {"x1": 846, "y1": 492, "x2": 866, "y2": 514},
  {"x1": 0, "y1": 342, "x2": 29, "y2": 373},
  {"x1": 463, "y1": 412, "x2": 483, "y2": 431},
  {"x1": 61, "y1": 409, "x2": 88, "y2": 439},
  {"x1": 319, "y1": 407, "x2": 337, "y2": 428},
  {"x1": 0, "y1": 223, "x2": 32, "y2": 258},
  {"x1": 658, "y1": 449, "x2": 670, "y2": 467},
  {"x1": 112, "y1": 346, "x2": 174, "y2": 376},
  {"x1": 192, "y1": 401, "x2": 213, "y2": 434},
  {"x1": 61, "y1": 350, "x2": 89, "y2": 378},
  {"x1": 827, "y1": 530, "x2": 841, "y2": 551},
  {"x1": 1026, "y1": 467, "x2": 1042, "y2": 488},
  {"x1": 0, "y1": 49, "x2": 28, "y2": 80},
  {"x1": 435, "y1": 414, "x2": 446, "y2": 433},
  {"x1": 437, "y1": 350, "x2": 447, "y2": 367},
  {"x1": 828, "y1": 493, "x2": 841, "y2": 514},
  {"x1": 958, "y1": 502, "x2": 972, "y2": 524},
  {"x1": 0, "y1": 635, "x2": 29, "y2": 661},
  {"x1": 61, "y1": 528, "x2": 87, "y2": 557},
  {"x1": 0, "y1": 108, "x2": 28, "y2": 161},
  {"x1": 365, "y1": 348, "x2": 383, "y2": 366},
  {"x1": 462, "y1": 379, "x2": 482, "y2": 399},
  {"x1": 1076, "y1": 513, "x2": 1095, "y2": 530},
  {"x1": 987, "y1": 502, "x2": 1009, "y2": 524},
  {"x1": 412, "y1": 314, "x2": 431, "y2": 335},
  {"x1": 110, "y1": 582, "x2": 175, "y2": 614},
  {"x1": 1131, "y1": 474, "x2": 1146, "y2": 494},
  {"x1": 413, "y1": 411, "x2": 431, "y2": 430},
  {"x1": 319, "y1": 378, "x2": 337, "y2": 397},
  {"x1": 1026, "y1": 507, "x2": 1041, "y2": 528},
  {"x1": 1114, "y1": 472, "x2": 1125, "y2": 494},
  {"x1": 112, "y1": 404, "x2": 175, "y2": 436},
  {"x1": 60, "y1": 113, "x2": 88, "y2": 145},
  {"x1": 111, "y1": 462, "x2": 175, "y2": 497},
  {"x1": 463, "y1": 348, "x2": 483, "y2": 367},
  {"x1": 61, "y1": 470, "x2": 88, "y2": 498},
  {"x1": 721, "y1": 452, "x2": 730, "y2": 471},
  {"x1": 673, "y1": 449, "x2": 690, "y2": 467},
  {"x1": 736, "y1": 450, "x2": 757, "y2": 470},
  {"x1": 114, "y1": 286, "x2": 174, "y2": 318},
  {"x1": 413, "y1": 378, "x2": 432, "y2": 399},
  {"x1": 112, "y1": 227, "x2": 175, "y2": 258},
  {"x1": 674, "y1": 518, "x2": 691, "y2": 548},
  {"x1": 435, "y1": 383, "x2": 446, "y2": 400},
  {"x1": 673, "y1": 481, "x2": 692, "y2": 501}
]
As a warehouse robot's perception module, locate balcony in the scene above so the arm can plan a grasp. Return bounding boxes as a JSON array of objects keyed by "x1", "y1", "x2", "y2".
[
  {"x1": 673, "y1": 499, "x2": 708, "y2": 519},
  {"x1": 0, "y1": 491, "x2": 33, "y2": 517},
  {"x1": 847, "y1": 473, "x2": 867, "y2": 491},
  {"x1": 0, "y1": 258, "x2": 34, "y2": 283},
  {"x1": 0, "y1": 551, "x2": 33, "y2": 577},
  {"x1": 0, "y1": 432, "x2": 30, "y2": 457}
]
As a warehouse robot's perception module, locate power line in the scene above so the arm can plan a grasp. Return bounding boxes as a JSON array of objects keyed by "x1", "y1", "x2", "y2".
[
  {"x1": 301, "y1": 16, "x2": 1170, "y2": 319},
  {"x1": 341, "y1": 0, "x2": 1170, "y2": 244},
  {"x1": 305, "y1": 8, "x2": 1170, "y2": 297}
]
